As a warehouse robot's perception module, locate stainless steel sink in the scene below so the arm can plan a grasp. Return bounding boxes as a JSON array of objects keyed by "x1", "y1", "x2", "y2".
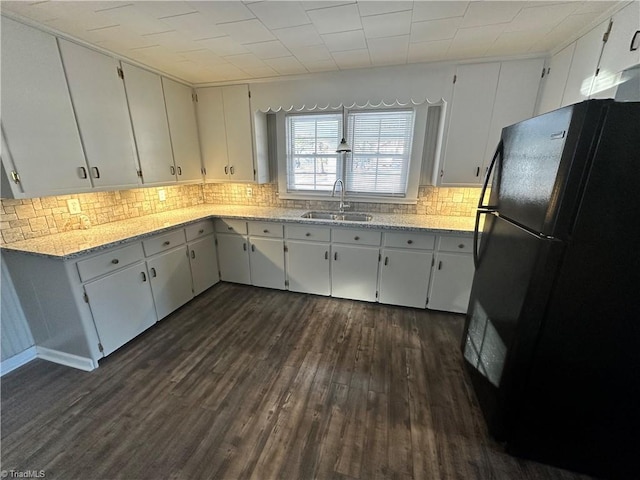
[{"x1": 301, "y1": 211, "x2": 373, "y2": 222}]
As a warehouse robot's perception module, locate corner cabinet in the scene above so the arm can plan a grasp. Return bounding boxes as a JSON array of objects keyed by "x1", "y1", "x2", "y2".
[
  {"x1": 436, "y1": 58, "x2": 543, "y2": 186},
  {"x1": 196, "y1": 84, "x2": 268, "y2": 183}
]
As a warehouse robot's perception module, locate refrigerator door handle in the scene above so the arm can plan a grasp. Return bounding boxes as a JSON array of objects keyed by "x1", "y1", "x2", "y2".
[
  {"x1": 478, "y1": 140, "x2": 503, "y2": 210},
  {"x1": 473, "y1": 209, "x2": 493, "y2": 269}
]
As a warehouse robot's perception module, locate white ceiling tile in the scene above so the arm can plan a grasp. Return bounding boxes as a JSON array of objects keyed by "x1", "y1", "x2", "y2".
[
  {"x1": 322, "y1": 30, "x2": 367, "y2": 52},
  {"x1": 246, "y1": 2, "x2": 311, "y2": 30},
  {"x1": 367, "y1": 35, "x2": 409, "y2": 65},
  {"x1": 331, "y1": 49, "x2": 372, "y2": 69},
  {"x1": 485, "y1": 30, "x2": 542, "y2": 56},
  {"x1": 357, "y1": 1, "x2": 413, "y2": 17},
  {"x1": 142, "y1": 30, "x2": 197, "y2": 52},
  {"x1": 244, "y1": 40, "x2": 292, "y2": 59},
  {"x1": 448, "y1": 23, "x2": 506, "y2": 59},
  {"x1": 307, "y1": 4, "x2": 362, "y2": 35},
  {"x1": 301, "y1": 59, "x2": 339, "y2": 73},
  {"x1": 264, "y1": 56, "x2": 309, "y2": 75},
  {"x1": 290, "y1": 45, "x2": 333, "y2": 62},
  {"x1": 411, "y1": 1, "x2": 469, "y2": 22},
  {"x1": 362, "y1": 10, "x2": 412, "y2": 39},
  {"x1": 97, "y1": 5, "x2": 173, "y2": 35},
  {"x1": 217, "y1": 19, "x2": 276, "y2": 44},
  {"x1": 195, "y1": 36, "x2": 250, "y2": 56},
  {"x1": 159, "y1": 12, "x2": 226, "y2": 41},
  {"x1": 410, "y1": 17, "x2": 463, "y2": 43},
  {"x1": 460, "y1": 2, "x2": 523, "y2": 29},
  {"x1": 0, "y1": 1, "x2": 64, "y2": 22},
  {"x1": 528, "y1": 11, "x2": 601, "y2": 52},
  {"x1": 188, "y1": 1, "x2": 256, "y2": 24},
  {"x1": 408, "y1": 39, "x2": 453, "y2": 63},
  {"x1": 239, "y1": 65, "x2": 279, "y2": 78},
  {"x1": 274, "y1": 24, "x2": 324, "y2": 48},
  {"x1": 178, "y1": 49, "x2": 229, "y2": 66},
  {"x1": 133, "y1": 2, "x2": 197, "y2": 19},
  {"x1": 302, "y1": 2, "x2": 356, "y2": 11},
  {"x1": 223, "y1": 53, "x2": 268, "y2": 69},
  {"x1": 206, "y1": 63, "x2": 253, "y2": 81},
  {"x1": 504, "y1": 2, "x2": 581, "y2": 33},
  {"x1": 572, "y1": 1, "x2": 615, "y2": 15}
]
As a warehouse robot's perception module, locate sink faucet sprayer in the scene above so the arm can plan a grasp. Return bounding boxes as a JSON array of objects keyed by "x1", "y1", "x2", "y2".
[{"x1": 332, "y1": 179, "x2": 350, "y2": 213}]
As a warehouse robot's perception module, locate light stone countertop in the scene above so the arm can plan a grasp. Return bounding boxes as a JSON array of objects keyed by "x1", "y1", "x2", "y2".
[{"x1": 0, "y1": 204, "x2": 479, "y2": 259}]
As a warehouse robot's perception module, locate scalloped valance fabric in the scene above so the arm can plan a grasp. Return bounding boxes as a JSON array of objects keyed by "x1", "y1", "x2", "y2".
[{"x1": 259, "y1": 99, "x2": 443, "y2": 113}]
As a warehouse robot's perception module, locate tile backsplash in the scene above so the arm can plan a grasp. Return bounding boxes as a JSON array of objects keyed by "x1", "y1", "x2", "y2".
[{"x1": 1, "y1": 183, "x2": 481, "y2": 245}]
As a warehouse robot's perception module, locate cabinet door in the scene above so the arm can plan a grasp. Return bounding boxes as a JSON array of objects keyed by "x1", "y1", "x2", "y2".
[
  {"x1": 331, "y1": 245, "x2": 380, "y2": 302},
  {"x1": 428, "y1": 252, "x2": 475, "y2": 314},
  {"x1": 482, "y1": 59, "x2": 543, "y2": 173},
  {"x1": 147, "y1": 247, "x2": 194, "y2": 320},
  {"x1": 561, "y1": 21, "x2": 609, "y2": 106},
  {"x1": 597, "y1": 2, "x2": 640, "y2": 80},
  {"x1": 84, "y1": 262, "x2": 156, "y2": 356},
  {"x1": 58, "y1": 39, "x2": 140, "y2": 190},
  {"x1": 536, "y1": 43, "x2": 576, "y2": 115},
  {"x1": 286, "y1": 240, "x2": 331, "y2": 296},
  {"x1": 196, "y1": 87, "x2": 230, "y2": 182},
  {"x1": 222, "y1": 85, "x2": 255, "y2": 182},
  {"x1": 121, "y1": 63, "x2": 175, "y2": 185},
  {"x1": 216, "y1": 233, "x2": 251, "y2": 284},
  {"x1": 162, "y1": 78, "x2": 202, "y2": 183},
  {"x1": 379, "y1": 249, "x2": 432, "y2": 309},
  {"x1": 249, "y1": 237, "x2": 285, "y2": 290},
  {"x1": 440, "y1": 62, "x2": 501, "y2": 186},
  {"x1": 0, "y1": 17, "x2": 90, "y2": 196},
  {"x1": 189, "y1": 236, "x2": 220, "y2": 296}
]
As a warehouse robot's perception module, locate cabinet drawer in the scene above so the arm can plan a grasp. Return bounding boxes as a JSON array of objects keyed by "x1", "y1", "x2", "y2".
[
  {"x1": 143, "y1": 229, "x2": 186, "y2": 257},
  {"x1": 384, "y1": 231, "x2": 436, "y2": 250},
  {"x1": 185, "y1": 220, "x2": 214, "y2": 241},
  {"x1": 438, "y1": 235, "x2": 473, "y2": 253},
  {"x1": 248, "y1": 221, "x2": 283, "y2": 238},
  {"x1": 285, "y1": 224, "x2": 330, "y2": 242},
  {"x1": 214, "y1": 218, "x2": 247, "y2": 235},
  {"x1": 332, "y1": 228, "x2": 381, "y2": 246},
  {"x1": 77, "y1": 242, "x2": 145, "y2": 282}
]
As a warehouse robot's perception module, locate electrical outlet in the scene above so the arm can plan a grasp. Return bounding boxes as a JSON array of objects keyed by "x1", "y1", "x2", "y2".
[
  {"x1": 158, "y1": 189, "x2": 166, "y2": 201},
  {"x1": 246, "y1": 187, "x2": 253, "y2": 197},
  {"x1": 67, "y1": 199, "x2": 81, "y2": 214}
]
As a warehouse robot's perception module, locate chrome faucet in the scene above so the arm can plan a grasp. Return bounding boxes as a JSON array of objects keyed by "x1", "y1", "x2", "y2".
[{"x1": 332, "y1": 178, "x2": 350, "y2": 213}]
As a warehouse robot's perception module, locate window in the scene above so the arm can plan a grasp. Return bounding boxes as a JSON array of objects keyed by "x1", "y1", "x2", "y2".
[{"x1": 285, "y1": 108, "x2": 416, "y2": 198}]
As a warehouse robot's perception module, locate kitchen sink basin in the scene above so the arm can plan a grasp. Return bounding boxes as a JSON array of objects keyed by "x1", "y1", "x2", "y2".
[{"x1": 301, "y1": 211, "x2": 373, "y2": 222}]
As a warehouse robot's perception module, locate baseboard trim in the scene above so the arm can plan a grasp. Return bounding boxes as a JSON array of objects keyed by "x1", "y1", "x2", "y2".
[
  {"x1": 0, "y1": 346, "x2": 37, "y2": 376},
  {"x1": 36, "y1": 347, "x2": 98, "y2": 372}
]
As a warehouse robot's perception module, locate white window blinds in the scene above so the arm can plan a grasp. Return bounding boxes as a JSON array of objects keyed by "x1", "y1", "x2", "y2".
[
  {"x1": 286, "y1": 113, "x2": 342, "y2": 191},
  {"x1": 346, "y1": 109, "x2": 415, "y2": 196}
]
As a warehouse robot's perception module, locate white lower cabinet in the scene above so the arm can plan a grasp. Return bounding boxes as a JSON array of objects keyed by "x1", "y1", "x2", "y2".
[
  {"x1": 147, "y1": 247, "x2": 194, "y2": 320},
  {"x1": 379, "y1": 249, "x2": 433, "y2": 309},
  {"x1": 331, "y1": 244, "x2": 380, "y2": 302},
  {"x1": 249, "y1": 237, "x2": 286, "y2": 290},
  {"x1": 428, "y1": 235, "x2": 475, "y2": 314},
  {"x1": 189, "y1": 235, "x2": 220, "y2": 296},
  {"x1": 84, "y1": 262, "x2": 156, "y2": 356},
  {"x1": 286, "y1": 240, "x2": 331, "y2": 296},
  {"x1": 216, "y1": 233, "x2": 251, "y2": 284}
]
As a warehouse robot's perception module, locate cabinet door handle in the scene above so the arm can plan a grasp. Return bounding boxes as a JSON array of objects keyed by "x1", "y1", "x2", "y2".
[
  {"x1": 305, "y1": 232, "x2": 311, "y2": 237},
  {"x1": 243, "y1": 243, "x2": 247, "y2": 251},
  {"x1": 79, "y1": 167, "x2": 87, "y2": 179},
  {"x1": 170, "y1": 165, "x2": 176, "y2": 175},
  {"x1": 251, "y1": 244, "x2": 255, "y2": 252},
  {"x1": 199, "y1": 229, "x2": 204, "y2": 234},
  {"x1": 325, "y1": 251, "x2": 328, "y2": 260},
  {"x1": 475, "y1": 166, "x2": 480, "y2": 177},
  {"x1": 163, "y1": 241, "x2": 171, "y2": 246},
  {"x1": 92, "y1": 167, "x2": 100, "y2": 179},
  {"x1": 458, "y1": 243, "x2": 465, "y2": 249},
  {"x1": 228, "y1": 226, "x2": 234, "y2": 230},
  {"x1": 224, "y1": 165, "x2": 229, "y2": 175},
  {"x1": 334, "y1": 252, "x2": 338, "y2": 261},
  {"x1": 191, "y1": 250, "x2": 196, "y2": 259},
  {"x1": 631, "y1": 30, "x2": 640, "y2": 51},
  {"x1": 151, "y1": 267, "x2": 157, "y2": 277},
  {"x1": 177, "y1": 166, "x2": 182, "y2": 175},
  {"x1": 384, "y1": 256, "x2": 389, "y2": 266},
  {"x1": 407, "y1": 239, "x2": 413, "y2": 244},
  {"x1": 141, "y1": 271, "x2": 147, "y2": 282},
  {"x1": 263, "y1": 229, "x2": 269, "y2": 233},
  {"x1": 354, "y1": 236, "x2": 360, "y2": 241},
  {"x1": 438, "y1": 261, "x2": 443, "y2": 270},
  {"x1": 230, "y1": 166, "x2": 235, "y2": 175},
  {"x1": 111, "y1": 259, "x2": 119, "y2": 264}
]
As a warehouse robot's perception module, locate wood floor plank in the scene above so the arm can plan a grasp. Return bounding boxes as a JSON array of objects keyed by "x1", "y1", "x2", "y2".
[{"x1": 1, "y1": 283, "x2": 597, "y2": 480}]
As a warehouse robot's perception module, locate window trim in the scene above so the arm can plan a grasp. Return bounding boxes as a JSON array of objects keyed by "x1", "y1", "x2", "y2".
[{"x1": 276, "y1": 104, "x2": 430, "y2": 204}]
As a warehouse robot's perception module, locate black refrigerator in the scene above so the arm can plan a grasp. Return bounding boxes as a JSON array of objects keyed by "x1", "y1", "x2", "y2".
[{"x1": 462, "y1": 99, "x2": 640, "y2": 479}]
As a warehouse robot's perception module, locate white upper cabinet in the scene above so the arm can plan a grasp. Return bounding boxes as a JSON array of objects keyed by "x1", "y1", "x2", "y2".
[
  {"x1": 121, "y1": 62, "x2": 176, "y2": 186},
  {"x1": 536, "y1": 43, "x2": 576, "y2": 115},
  {"x1": 196, "y1": 84, "x2": 268, "y2": 183},
  {"x1": 58, "y1": 39, "x2": 140, "y2": 190},
  {"x1": 0, "y1": 17, "x2": 90, "y2": 197},
  {"x1": 597, "y1": 2, "x2": 640, "y2": 78},
  {"x1": 561, "y1": 22, "x2": 609, "y2": 107},
  {"x1": 161, "y1": 77, "x2": 202, "y2": 183},
  {"x1": 438, "y1": 59, "x2": 542, "y2": 186}
]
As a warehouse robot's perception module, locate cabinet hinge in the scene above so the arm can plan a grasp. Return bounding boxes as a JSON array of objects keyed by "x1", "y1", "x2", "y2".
[
  {"x1": 541, "y1": 67, "x2": 546, "y2": 78},
  {"x1": 426, "y1": 297, "x2": 429, "y2": 305},
  {"x1": 192, "y1": 92, "x2": 198, "y2": 102},
  {"x1": 431, "y1": 257, "x2": 435, "y2": 267},
  {"x1": 83, "y1": 292, "x2": 89, "y2": 303},
  {"x1": 137, "y1": 170, "x2": 143, "y2": 178},
  {"x1": 201, "y1": 167, "x2": 207, "y2": 175},
  {"x1": 453, "y1": 74, "x2": 457, "y2": 84},
  {"x1": 248, "y1": 90, "x2": 251, "y2": 98},
  {"x1": 10, "y1": 170, "x2": 20, "y2": 184},
  {"x1": 215, "y1": 238, "x2": 218, "y2": 246},
  {"x1": 375, "y1": 291, "x2": 379, "y2": 299},
  {"x1": 595, "y1": 67, "x2": 600, "y2": 77},
  {"x1": 117, "y1": 67, "x2": 124, "y2": 79},
  {"x1": 98, "y1": 342, "x2": 104, "y2": 353},
  {"x1": 378, "y1": 253, "x2": 381, "y2": 262},
  {"x1": 603, "y1": 20, "x2": 613, "y2": 43},
  {"x1": 284, "y1": 280, "x2": 289, "y2": 287},
  {"x1": 284, "y1": 245, "x2": 288, "y2": 252}
]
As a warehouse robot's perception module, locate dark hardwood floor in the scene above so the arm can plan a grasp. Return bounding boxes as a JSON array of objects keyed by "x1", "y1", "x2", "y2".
[{"x1": 1, "y1": 283, "x2": 595, "y2": 480}]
